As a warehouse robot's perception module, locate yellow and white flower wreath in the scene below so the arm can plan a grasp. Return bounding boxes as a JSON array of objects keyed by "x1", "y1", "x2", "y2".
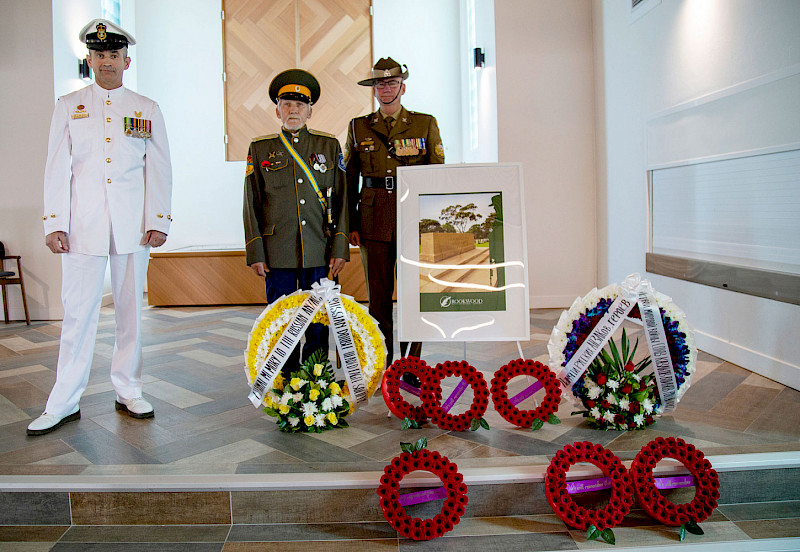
[{"x1": 245, "y1": 290, "x2": 387, "y2": 412}]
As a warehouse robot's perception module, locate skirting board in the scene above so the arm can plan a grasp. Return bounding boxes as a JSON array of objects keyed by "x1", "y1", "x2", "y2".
[{"x1": 694, "y1": 329, "x2": 800, "y2": 391}]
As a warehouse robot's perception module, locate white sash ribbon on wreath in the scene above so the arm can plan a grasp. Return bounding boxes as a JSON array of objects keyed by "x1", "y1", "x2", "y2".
[
  {"x1": 556, "y1": 273, "x2": 679, "y2": 413},
  {"x1": 248, "y1": 278, "x2": 369, "y2": 409}
]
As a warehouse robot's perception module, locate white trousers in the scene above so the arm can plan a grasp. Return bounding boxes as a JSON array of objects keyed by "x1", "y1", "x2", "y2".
[{"x1": 45, "y1": 248, "x2": 149, "y2": 417}]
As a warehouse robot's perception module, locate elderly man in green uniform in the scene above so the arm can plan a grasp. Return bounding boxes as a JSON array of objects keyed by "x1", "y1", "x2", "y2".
[
  {"x1": 243, "y1": 69, "x2": 349, "y2": 370},
  {"x1": 345, "y1": 58, "x2": 444, "y2": 371}
]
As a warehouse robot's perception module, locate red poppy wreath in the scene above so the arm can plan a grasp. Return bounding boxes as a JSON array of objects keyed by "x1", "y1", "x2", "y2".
[
  {"x1": 490, "y1": 359, "x2": 562, "y2": 429},
  {"x1": 630, "y1": 437, "x2": 720, "y2": 528},
  {"x1": 545, "y1": 441, "x2": 633, "y2": 540},
  {"x1": 421, "y1": 360, "x2": 490, "y2": 432},
  {"x1": 377, "y1": 442, "x2": 469, "y2": 541},
  {"x1": 382, "y1": 356, "x2": 432, "y2": 424}
]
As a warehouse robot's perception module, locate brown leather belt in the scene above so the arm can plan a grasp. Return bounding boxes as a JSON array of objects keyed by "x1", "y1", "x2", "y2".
[{"x1": 363, "y1": 176, "x2": 394, "y2": 190}]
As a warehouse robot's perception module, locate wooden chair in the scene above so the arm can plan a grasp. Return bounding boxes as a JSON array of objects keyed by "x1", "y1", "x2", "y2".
[{"x1": 0, "y1": 242, "x2": 31, "y2": 325}]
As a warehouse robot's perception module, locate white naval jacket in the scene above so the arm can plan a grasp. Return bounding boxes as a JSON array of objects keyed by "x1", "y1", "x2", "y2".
[{"x1": 43, "y1": 83, "x2": 172, "y2": 256}]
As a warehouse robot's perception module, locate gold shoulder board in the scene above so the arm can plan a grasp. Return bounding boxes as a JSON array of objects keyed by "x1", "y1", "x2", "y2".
[{"x1": 308, "y1": 128, "x2": 335, "y2": 138}]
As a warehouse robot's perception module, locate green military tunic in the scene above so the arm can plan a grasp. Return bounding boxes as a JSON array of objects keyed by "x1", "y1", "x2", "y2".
[
  {"x1": 244, "y1": 126, "x2": 349, "y2": 268},
  {"x1": 345, "y1": 106, "x2": 444, "y2": 242}
]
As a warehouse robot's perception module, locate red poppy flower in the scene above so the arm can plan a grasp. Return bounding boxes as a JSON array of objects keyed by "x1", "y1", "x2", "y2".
[{"x1": 261, "y1": 160, "x2": 270, "y2": 168}]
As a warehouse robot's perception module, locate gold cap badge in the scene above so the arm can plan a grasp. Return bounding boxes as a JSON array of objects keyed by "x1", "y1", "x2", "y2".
[{"x1": 96, "y1": 23, "x2": 107, "y2": 40}]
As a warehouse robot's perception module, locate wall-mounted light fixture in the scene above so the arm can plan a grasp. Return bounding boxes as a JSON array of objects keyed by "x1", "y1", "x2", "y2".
[
  {"x1": 473, "y1": 47, "x2": 485, "y2": 69},
  {"x1": 78, "y1": 58, "x2": 92, "y2": 80}
]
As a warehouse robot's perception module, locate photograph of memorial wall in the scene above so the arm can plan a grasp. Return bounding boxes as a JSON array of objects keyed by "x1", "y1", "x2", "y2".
[{"x1": 418, "y1": 192, "x2": 506, "y2": 312}]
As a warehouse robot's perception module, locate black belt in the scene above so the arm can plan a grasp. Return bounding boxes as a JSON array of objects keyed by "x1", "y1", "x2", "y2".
[{"x1": 363, "y1": 176, "x2": 395, "y2": 190}]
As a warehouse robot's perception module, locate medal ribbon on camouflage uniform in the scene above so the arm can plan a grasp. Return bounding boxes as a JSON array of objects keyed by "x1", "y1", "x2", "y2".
[{"x1": 278, "y1": 131, "x2": 327, "y2": 211}]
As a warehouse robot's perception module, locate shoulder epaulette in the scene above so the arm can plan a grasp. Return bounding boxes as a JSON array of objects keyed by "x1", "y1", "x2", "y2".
[
  {"x1": 308, "y1": 129, "x2": 335, "y2": 138},
  {"x1": 252, "y1": 133, "x2": 279, "y2": 142}
]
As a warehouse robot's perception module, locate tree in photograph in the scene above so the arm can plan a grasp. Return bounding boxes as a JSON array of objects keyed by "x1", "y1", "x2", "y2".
[
  {"x1": 419, "y1": 218, "x2": 443, "y2": 234},
  {"x1": 439, "y1": 203, "x2": 482, "y2": 233}
]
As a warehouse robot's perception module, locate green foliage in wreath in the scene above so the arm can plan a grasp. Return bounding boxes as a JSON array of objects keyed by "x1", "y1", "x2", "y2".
[{"x1": 263, "y1": 349, "x2": 351, "y2": 433}]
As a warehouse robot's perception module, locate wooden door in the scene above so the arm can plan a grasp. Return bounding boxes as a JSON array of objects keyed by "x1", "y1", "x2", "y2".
[{"x1": 222, "y1": 0, "x2": 373, "y2": 160}]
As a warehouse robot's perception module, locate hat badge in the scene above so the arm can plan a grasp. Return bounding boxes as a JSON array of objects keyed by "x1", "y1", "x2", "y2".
[
  {"x1": 294, "y1": 85, "x2": 301, "y2": 92},
  {"x1": 383, "y1": 69, "x2": 391, "y2": 77},
  {"x1": 96, "y1": 23, "x2": 107, "y2": 40}
]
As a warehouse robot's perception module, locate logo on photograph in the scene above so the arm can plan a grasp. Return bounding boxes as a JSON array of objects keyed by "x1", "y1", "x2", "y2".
[{"x1": 439, "y1": 296, "x2": 483, "y2": 308}]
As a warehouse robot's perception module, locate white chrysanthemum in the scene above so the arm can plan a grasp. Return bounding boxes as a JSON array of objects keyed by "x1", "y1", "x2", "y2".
[
  {"x1": 314, "y1": 413, "x2": 326, "y2": 427},
  {"x1": 590, "y1": 407, "x2": 601, "y2": 419},
  {"x1": 606, "y1": 393, "x2": 617, "y2": 405},
  {"x1": 619, "y1": 397, "x2": 630, "y2": 411},
  {"x1": 331, "y1": 394, "x2": 343, "y2": 408},
  {"x1": 302, "y1": 402, "x2": 318, "y2": 417},
  {"x1": 321, "y1": 397, "x2": 333, "y2": 411},
  {"x1": 643, "y1": 398, "x2": 654, "y2": 414},
  {"x1": 288, "y1": 417, "x2": 299, "y2": 427},
  {"x1": 603, "y1": 410, "x2": 615, "y2": 422},
  {"x1": 587, "y1": 386, "x2": 602, "y2": 399},
  {"x1": 280, "y1": 392, "x2": 292, "y2": 405},
  {"x1": 632, "y1": 373, "x2": 641, "y2": 382},
  {"x1": 319, "y1": 380, "x2": 328, "y2": 389},
  {"x1": 606, "y1": 379, "x2": 619, "y2": 390},
  {"x1": 634, "y1": 414, "x2": 644, "y2": 426},
  {"x1": 293, "y1": 393, "x2": 303, "y2": 403}
]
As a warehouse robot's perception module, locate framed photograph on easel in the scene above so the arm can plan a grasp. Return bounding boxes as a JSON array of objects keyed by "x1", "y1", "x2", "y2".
[{"x1": 397, "y1": 163, "x2": 530, "y2": 342}]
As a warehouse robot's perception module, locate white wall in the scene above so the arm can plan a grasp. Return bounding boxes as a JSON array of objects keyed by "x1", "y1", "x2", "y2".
[
  {"x1": 135, "y1": 0, "x2": 245, "y2": 251},
  {"x1": 495, "y1": 0, "x2": 598, "y2": 307},
  {"x1": 0, "y1": 0, "x2": 60, "y2": 320},
  {"x1": 596, "y1": 0, "x2": 800, "y2": 388},
  {"x1": 372, "y1": 0, "x2": 464, "y2": 163}
]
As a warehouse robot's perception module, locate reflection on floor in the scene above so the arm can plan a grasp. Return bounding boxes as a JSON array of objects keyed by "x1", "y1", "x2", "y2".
[{"x1": 0, "y1": 304, "x2": 798, "y2": 550}]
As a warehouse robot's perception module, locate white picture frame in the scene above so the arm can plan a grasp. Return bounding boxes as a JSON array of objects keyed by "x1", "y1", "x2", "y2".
[{"x1": 397, "y1": 163, "x2": 530, "y2": 342}]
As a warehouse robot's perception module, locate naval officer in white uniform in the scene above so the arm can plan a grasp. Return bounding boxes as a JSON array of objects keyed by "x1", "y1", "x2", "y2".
[{"x1": 28, "y1": 18, "x2": 172, "y2": 435}]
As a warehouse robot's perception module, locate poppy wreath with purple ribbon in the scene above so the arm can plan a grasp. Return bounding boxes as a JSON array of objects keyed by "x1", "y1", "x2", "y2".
[
  {"x1": 421, "y1": 360, "x2": 490, "y2": 432},
  {"x1": 490, "y1": 359, "x2": 562, "y2": 428},
  {"x1": 381, "y1": 357, "x2": 432, "y2": 423},
  {"x1": 377, "y1": 449, "x2": 468, "y2": 541},
  {"x1": 630, "y1": 436, "x2": 720, "y2": 526},
  {"x1": 545, "y1": 441, "x2": 633, "y2": 531}
]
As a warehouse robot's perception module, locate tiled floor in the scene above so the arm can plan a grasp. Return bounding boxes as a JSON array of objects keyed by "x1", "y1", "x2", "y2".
[
  {"x1": 1, "y1": 303, "x2": 799, "y2": 550},
  {"x1": 1, "y1": 305, "x2": 798, "y2": 475}
]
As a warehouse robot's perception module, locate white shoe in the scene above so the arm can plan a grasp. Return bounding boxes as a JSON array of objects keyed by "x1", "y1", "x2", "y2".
[
  {"x1": 27, "y1": 408, "x2": 81, "y2": 436},
  {"x1": 115, "y1": 396, "x2": 154, "y2": 419}
]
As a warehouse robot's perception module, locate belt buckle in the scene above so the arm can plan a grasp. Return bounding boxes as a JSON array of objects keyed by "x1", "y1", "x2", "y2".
[{"x1": 386, "y1": 176, "x2": 394, "y2": 191}]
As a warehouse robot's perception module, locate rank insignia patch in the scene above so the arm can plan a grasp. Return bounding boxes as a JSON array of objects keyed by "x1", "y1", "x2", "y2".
[{"x1": 246, "y1": 154, "x2": 254, "y2": 176}]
